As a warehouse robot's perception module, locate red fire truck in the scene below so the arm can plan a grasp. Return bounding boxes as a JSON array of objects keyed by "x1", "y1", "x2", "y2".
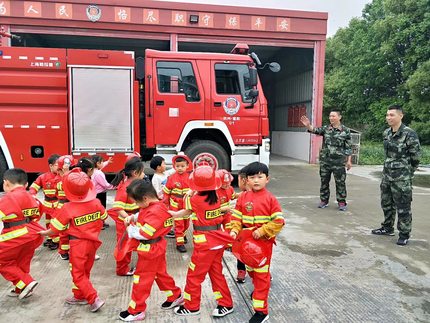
[{"x1": 0, "y1": 44, "x2": 278, "y2": 180}]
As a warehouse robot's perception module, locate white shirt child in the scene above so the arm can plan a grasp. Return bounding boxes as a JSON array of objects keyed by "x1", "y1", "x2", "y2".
[{"x1": 152, "y1": 168, "x2": 176, "y2": 199}]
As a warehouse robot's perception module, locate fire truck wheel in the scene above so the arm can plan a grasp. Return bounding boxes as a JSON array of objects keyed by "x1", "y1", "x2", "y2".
[
  {"x1": 0, "y1": 150, "x2": 7, "y2": 192},
  {"x1": 185, "y1": 140, "x2": 230, "y2": 171}
]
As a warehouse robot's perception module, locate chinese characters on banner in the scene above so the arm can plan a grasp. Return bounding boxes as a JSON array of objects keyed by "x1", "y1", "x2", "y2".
[
  {"x1": 172, "y1": 11, "x2": 186, "y2": 26},
  {"x1": 252, "y1": 16, "x2": 266, "y2": 31},
  {"x1": 276, "y1": 17, "x2": 291, "y2": 32},
  {"x1": 56, "y1": 3, "x2": 72, "y2": 19},
  {"x1": 1, "y1": 2, "x2": 293, "y2": 32},
  {"x1": 143, "y1": 9, "x2": 159, "y2": 24},
  {"x1": 225, "y1": 15, "x2": 240, "y2": 29},
  {"x1": 0, "y1": 1, "x2": 10, "y2": 16},
  {"x1": 115, "y1": 7, "x2": 130, "y2": 23},
  {"x1": 199, "y1": 13, "x2": 214, "y2": 28},
  {"x1": 24, "y1": 1, "x2": 42, "y2": 17}
]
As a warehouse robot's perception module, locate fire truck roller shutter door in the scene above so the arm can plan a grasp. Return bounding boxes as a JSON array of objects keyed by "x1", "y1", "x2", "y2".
[{"x1": 185, "y1": 140, "x2": 230, "y2": 171}]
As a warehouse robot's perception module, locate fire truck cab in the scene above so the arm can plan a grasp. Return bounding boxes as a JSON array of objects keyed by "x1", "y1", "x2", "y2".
[
  {"x1": 0, "y1": 44, "x2": 274, "y2": 178},
  {"x1": 143, "y1": 44, "x2": 272, "y2": 170}
]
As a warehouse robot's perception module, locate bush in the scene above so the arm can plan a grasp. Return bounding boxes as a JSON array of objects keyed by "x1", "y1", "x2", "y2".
[
  {"x1": 358, "y1": 142, "x2": 385, "y2": 165},
  {"x1": 422, "y1": 146, "x2": 430, "y2": 165},
  {"x1": 359, "y1": 142, "x2": 430, "y2": 165}
]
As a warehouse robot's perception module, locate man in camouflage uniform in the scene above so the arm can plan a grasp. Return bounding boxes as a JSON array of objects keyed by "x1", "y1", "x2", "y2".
[
  {"x1": 300, "y1": 109, "x2": 352, "y2": 211},
  {"x1": 372, "y1": 105, "x2": 421, "y2": 246}
]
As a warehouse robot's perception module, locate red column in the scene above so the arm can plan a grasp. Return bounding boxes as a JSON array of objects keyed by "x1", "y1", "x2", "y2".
[{"x1": 170, "y1": 34, "x2": 178, "y2": 51}]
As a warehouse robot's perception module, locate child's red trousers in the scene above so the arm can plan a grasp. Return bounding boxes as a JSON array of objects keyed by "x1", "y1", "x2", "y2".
[
  {"x1": 128, "y1": 251, "x2": 181, "y2": 314},
  {"x1": 247, "y1": 246, "x2": 273, "y2": 314},
  {"x1": 69, "y1": 238, "x2": 101, "y2": 304},
  {"x1": 0, "y1": 236, "x2": 43, "y2": 291},
  {"x1": 183, "y1": 248, "x2": 233, "y2": 311}
]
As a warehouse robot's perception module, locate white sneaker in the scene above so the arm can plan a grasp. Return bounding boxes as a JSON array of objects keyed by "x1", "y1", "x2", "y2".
[
  {"x1": 94, "y1": 254, "x2": 100, "y2": 260},
  {"x1": 7, "y1": 289, "x2": 19, "y2": 297},
  {"x1": 65, "y1": 296, "x2": 88, "y2": 305},
  {"x1": 161, "y1": 294, "x2": 184, "y2": 309},
  {"x1": 125, "y1": 267, "x2": 136, "y2": 276},
  {"x1": 119, "y1": 310, "x2": 146, "y2": 321},
  {"x1": 89, "y1": 297, "x2": 105, "y2": 312},
  {"x1": 174, "y1": 305, "x2": 200, "y2": 316},
  {"x1": 8, "y1": 289, "x2": 33, "y2": 298},
  {"x1": 212, "y1": 305, "x2": 234, "y2": 317},
  {"x1": 18, "y1": 281, "x2": 38, "y2": 300}
]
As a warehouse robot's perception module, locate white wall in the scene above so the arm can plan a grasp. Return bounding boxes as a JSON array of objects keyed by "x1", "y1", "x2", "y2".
[
  {"x1": 272, "y1": 131, "x2": 310, "y2": 162},
  {"x1": 262, "y1": 48, "x2": 314, "y2": 163}
]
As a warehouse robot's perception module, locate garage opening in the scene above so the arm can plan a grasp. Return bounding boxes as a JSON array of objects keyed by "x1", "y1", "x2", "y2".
[
  {"x1": 180, "y1": 42, "x2": 315, "y2": 162},
  {"x1": 260, "y1": 47, "x2": 314, "y2": 162}
]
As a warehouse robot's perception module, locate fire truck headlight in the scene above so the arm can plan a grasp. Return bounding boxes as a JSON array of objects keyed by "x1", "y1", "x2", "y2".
[
  {"x1": 265, "y1": 141, "x2": 270, "y2": 152},
  {"x1": 31, "y1": 146, "x2": 44, "y2": 158}
]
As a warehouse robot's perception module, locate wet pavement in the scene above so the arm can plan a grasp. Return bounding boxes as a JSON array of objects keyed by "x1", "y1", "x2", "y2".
[{"x1": 1, "y1": 162, "x2": 429, "y2": 322}]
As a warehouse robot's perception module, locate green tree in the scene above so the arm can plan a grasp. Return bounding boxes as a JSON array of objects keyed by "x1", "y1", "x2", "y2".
[
  {"x1": 324, "y1": 0, "x2": 430, "y2": 142},
  {"x1": 407, "y1": 60, "x2": 430, "y2": 143}
]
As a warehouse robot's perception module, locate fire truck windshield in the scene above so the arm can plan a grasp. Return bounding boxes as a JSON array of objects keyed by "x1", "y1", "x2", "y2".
[{"x1": 215, "y1": 63, "x2": 255, "y2": 102}]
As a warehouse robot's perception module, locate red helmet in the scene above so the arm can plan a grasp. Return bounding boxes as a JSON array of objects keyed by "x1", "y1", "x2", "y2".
[
  {"x1": 126, "y1": 151, "x2": 141, "y2": 162},
  {"x1": 232, "y1": 230, "x2": 273, "y2": 268},
  {"x1": 62, "y1": 168, "x2": 97, "y2": 203},
  {"x1": 217, "y1": 169, "x2": 233, "y2": 185},
  {"x1": 189, "y1": 165, "x2": 222, "y2": 191},
  {"x1": 193, "y1": 152, "x2": 218, "y2": 171},
  {"x1": 114, "y1": 231, "x2": 139, "y2": 261},
  {"x1": 172, "y1": 152, "x2": 193, "y2": 171},
  {"x1": 57, "y1": 155, "x2": 76, "y2": 171}
]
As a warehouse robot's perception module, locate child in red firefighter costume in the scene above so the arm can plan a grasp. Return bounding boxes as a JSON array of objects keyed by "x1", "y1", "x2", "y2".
[
  {"x1": 162, "y1": 152, "x2": 192, "y2": 253},
  {"x1": 29, "y1": 153, "x2": 60, "y2": 250},
  {"x1": 218, "y1": 166, "x2": 249, "y2": 283},
  {"x1": 0, "y1": 168, "x2": 45, "y2": 299},
  {"x1": 54, "y1": 155, "x2": 77, "y2": 260},
  {"x1": 230, "y1": 162, "x2": 285, "y2": 323},
  {"x1": 216, "y1": 169, "x2": 237, "y2": 233},
  {"x1": 118, "y1": 179, "x2": 183, "y2": 322},
  {"x1": 235, "y1": 165, "x2": 250, "y2": 283},
  {"x1": 169, "y1": 164, "x2": 235, "y2": 318},
  {"x1": 108, "y1": 156, "x2": 144, "y2": 276},
  {"x1": 39, "y1": 168, "x2": 106, "y2": 312}
]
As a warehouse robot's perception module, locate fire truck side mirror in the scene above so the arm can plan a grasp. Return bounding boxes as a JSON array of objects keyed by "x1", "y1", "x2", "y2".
[
  {"x1": 249, "y1": 67, "x2": 258, "y2": 87},
  {"x1": 136, "y1": 57, "x2": 145, "y2": 81},
  {"x1": 269, "y1": 62, "x2": 281, "y2": 73}
]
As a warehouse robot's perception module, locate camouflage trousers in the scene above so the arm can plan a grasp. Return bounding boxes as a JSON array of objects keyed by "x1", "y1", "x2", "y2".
[
  {"x1": 380, "y1": 179, "x2": 412, "y2": 239},
  {"x1": 319, "y1": 163, "x2": 347, "y2": 204}
]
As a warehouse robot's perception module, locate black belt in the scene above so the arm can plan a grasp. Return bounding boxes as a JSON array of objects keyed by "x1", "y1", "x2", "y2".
[
  {"x1": 3, "y1": 218, "x2": 31, "y2": 229},
  {"x1": 45, "y1": 196, "x2": 57, "y2": 202},
  {"x1": 193, "y1": 224, "x2": 222, "y2": 231},
  {"x1": 172, "y1": 194, "x2": 185, "y2": 198},
  {"x1": 69, "y1": 235, "x2": 79, "y2": 240},
  {"x1": 139, "y1": 237, "x2": 161, "y2": 244},
  {"x1": 58, "y1": 199, "x2": 69, "y2": 204}
]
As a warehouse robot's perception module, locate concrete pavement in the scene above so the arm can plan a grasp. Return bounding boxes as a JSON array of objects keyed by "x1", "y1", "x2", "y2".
[{"x1": 0, "y1": 163, "x2": 429, "y2": 322}]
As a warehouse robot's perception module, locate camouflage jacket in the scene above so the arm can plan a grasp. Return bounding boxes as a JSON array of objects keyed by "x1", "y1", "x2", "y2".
[
  {"x1": 310, "y1": 124, "x2": 352, "y2": 165},
  {"x1": 382, "y1": 123, "x2": 421, "y2": 181}
]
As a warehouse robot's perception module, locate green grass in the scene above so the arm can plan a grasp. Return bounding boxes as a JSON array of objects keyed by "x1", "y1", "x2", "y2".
[
  {"x1": 413, "y1": 174, "x2": 430, "y2": 188},
  {"x1": 358, "y1": 141, "x2": 430, "y2": 165}
]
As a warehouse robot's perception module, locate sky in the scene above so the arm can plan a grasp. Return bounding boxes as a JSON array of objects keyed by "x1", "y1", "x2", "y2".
[{"x1": 160, "y1": 0, "x2": 372, "y2": 37}]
